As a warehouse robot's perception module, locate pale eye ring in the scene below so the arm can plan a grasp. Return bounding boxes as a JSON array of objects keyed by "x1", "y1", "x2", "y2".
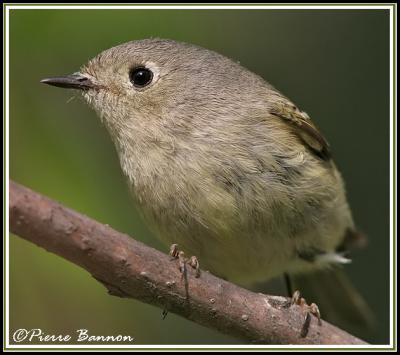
[{"x1": 129, "y1": 67, "x2": 153, "y2": 88}]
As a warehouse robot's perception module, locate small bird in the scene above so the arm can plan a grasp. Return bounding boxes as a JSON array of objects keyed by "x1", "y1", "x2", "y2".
[{"x1": 41, "y1": 38, "x2": 372, "y2": 336}]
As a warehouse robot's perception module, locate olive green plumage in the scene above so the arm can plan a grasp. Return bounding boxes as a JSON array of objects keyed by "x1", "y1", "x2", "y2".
[{"x1": 42, "y1": 38, "x2": 372, "y2": 333}]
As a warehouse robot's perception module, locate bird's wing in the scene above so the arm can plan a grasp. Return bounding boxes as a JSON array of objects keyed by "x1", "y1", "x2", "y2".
[{"x1": 269, "y1": 98, "x2": 331, "y2": 161}]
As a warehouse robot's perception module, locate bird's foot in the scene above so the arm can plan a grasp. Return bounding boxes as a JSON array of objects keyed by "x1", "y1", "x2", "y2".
[
  {"x1": 290, "y1": 290, "x2": 322, "y2": 337},
  {"x1": 163, "y1": 243, "x2": 200, "y2": 318},
  {"x1": 169, "y1": 244, "x2": 201, "y2": 278}
]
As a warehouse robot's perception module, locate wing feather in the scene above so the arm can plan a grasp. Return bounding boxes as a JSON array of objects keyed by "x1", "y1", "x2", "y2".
[{"x1": 269, "y1": 100, "x2": 331, "y2": 161}]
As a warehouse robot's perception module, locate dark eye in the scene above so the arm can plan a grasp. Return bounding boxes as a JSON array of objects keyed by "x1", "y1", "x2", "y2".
[{"x1": 129, "y1": 67, "x2": 153, "y2": 88}]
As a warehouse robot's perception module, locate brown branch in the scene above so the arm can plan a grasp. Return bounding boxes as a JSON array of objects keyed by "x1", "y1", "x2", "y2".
[{"x1": 8, "y1": 180, "x2": 367, "y2": 345}]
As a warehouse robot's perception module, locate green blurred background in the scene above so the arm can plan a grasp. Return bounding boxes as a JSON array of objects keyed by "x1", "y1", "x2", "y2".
[{"x1": 9, "y1": 8, "x2": 391, "y2": 345}]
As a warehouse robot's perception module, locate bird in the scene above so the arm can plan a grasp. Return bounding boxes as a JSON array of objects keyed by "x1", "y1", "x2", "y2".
[{"x1": 41, "y1": 38, "x2": 373, "y2": 337}]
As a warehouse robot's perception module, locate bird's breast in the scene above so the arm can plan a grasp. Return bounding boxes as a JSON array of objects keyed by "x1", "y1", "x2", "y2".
[{"x1": 116, "y1": 129, "x2": 352, "y2": 285}]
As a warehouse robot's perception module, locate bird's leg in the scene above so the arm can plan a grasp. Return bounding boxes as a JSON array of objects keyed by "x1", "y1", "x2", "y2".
[
  {"x1": 290, "y1": 289, "x2": 322, "y2": 337},
  {"x1": 284, "y1": 272, "x2": 293, "y2": 297}
]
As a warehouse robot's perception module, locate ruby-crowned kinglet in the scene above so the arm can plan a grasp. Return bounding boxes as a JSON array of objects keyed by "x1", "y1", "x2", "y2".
[{"x1": 41, "y1": 38, "x2": 372, "y2": 334}]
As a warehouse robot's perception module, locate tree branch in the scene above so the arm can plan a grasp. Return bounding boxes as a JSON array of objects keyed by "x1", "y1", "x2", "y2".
[{"x1": 8, "y1": 180, "x2": 367, "y2": 345}]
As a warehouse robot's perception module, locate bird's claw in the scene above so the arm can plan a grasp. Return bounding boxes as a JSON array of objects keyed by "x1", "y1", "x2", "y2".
[
  {"x1": 169, "y1": 244, "x2": 201, "y2": 279},
  {"x1": 169, "y1": 243, "x2": 179, "y2": 259},
  {"x1": 290, "y1": 289, "x2": 322, "y2": 337},
  {"x1": 188, "y1": 255, "x2": 201, "y2": 278}
]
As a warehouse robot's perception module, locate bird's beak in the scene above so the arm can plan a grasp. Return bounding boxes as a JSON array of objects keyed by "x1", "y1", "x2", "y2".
[{"x1": 40, "y1": 73, "x2": 95, "y2": 90}]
